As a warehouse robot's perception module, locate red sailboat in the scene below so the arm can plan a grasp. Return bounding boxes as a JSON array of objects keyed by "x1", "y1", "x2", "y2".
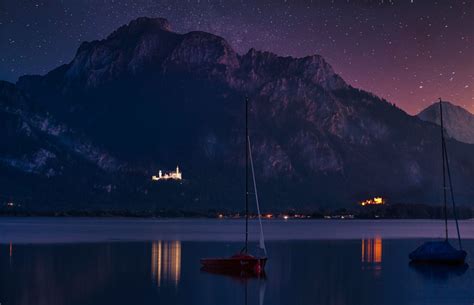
[{"x1": 201, "y1": 98, "x2": 268, "y2": 275}]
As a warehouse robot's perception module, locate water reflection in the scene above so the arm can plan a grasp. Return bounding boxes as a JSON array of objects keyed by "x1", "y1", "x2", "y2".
[
  {"x1": 361, "y1": 237, "x2": 382, "y2": 263},
  {"x1": 1, "y1": 239, "x2": 472, "y2": 305},
  {"x1": 0, "y1": 243, "x2": 114, "y2": 305},
  {"x1": 9, "y1": 242, "x2": 12, "y2": 265},
  {"x1": 201, "y1": 267, "x2": 267, "y2": 281},
  {"x1": 409, "y1": 262, "x2": 469, "y2": 280},
  {"x1": 201, "y1": 268, "x2": 267, "y2": 305},
  {"x1": 361, "y1": 237, "x2": 383, "y2": 275},
  {"x1": 151, "y1": 241, "x2": 182, "y2": 287}
]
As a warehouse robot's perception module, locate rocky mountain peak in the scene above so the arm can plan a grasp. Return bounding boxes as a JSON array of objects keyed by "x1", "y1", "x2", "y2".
[
  {"x1": 109, "y1": 17, "x2": 172, "y2": 38},
  {"x1": 165, "y1": 30, "x2": 239, "y2": 69},
  {"x1": 238, "y1": 48, "x2": 347, "y2": 91},
  {"x1": 417, "y1": 101, "x2": 474, "y2": 144},
  {"x1": 18, "y1": 17, "x2": 347, "y2": 93}
]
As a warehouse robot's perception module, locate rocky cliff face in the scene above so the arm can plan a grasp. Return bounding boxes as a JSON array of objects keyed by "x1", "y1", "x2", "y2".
[
  {"x1": 4, "y1": 17, "x2": 474, "y2": 209},
  {"x1": 0, "y1": 81, "x2": 120, "y2": 173},
  {"x1": 418, "y1": 101, "x2": 474, "y2": 144},
  {"x1": 0, "y1": 81, "x2": 124, "y2": 207}
]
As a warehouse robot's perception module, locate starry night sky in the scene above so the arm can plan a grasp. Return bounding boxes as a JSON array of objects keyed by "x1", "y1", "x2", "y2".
[{"x1": 0, "y1": 0, "x2": 472, "y2": 114}]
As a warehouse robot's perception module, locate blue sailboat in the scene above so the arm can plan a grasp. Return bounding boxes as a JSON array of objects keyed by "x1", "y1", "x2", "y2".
[{"x1": 409, "y1": 99, "x2": 467, "y2": 264}]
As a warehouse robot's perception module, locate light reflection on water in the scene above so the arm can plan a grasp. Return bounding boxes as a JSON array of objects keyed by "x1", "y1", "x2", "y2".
[
  {"x1": 361, "y1": 237, "x2": 383, "y2": 277},
  {"x1": 361, "y1": 237, "x2": 383, "y2": 264},
  {"x1": 151, "y1": 241, "x2": 181, "y2": 287},
  {"x1": 1, "y1": 235, "x2": 473, "y2": 304}
]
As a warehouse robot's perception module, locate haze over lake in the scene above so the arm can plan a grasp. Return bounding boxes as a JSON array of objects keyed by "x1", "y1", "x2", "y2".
[{"x1": 1, "y1": 218, "x2": 473, "y2": 305}]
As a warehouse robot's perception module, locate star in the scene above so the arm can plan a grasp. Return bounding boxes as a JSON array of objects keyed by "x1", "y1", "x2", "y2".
[{"x1": 0, "y1": 0, "x2": 472, "y2": 114}]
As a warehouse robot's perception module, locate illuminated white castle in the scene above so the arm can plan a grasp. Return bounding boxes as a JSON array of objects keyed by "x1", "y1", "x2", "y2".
[{"x1": 152, "y1": 166, "x2": 182, "y2": 181}]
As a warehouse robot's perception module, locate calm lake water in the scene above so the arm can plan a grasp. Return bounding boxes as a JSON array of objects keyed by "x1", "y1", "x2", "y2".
[{"x1": 0, "y1": 218, "x2": 473, "y2": 305}]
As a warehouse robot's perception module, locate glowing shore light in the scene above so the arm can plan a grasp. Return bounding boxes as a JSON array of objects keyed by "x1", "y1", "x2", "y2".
[
  {"x1": 360, "y1": 197, "x2": 385, "y2": 206},
  {"x1": 152, "y1": 166, "x2": 182, "y2": 181}
]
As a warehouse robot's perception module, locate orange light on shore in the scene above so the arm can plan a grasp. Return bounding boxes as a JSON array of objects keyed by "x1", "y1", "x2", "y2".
[{"x1": 360, "y1": 197, "x2": 385, "y2": 206}]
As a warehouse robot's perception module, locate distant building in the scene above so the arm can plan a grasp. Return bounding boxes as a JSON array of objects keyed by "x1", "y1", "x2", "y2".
[
  {"x1": 152, "y1": 166, "x2": 182, "y2": 181},
  {"x1": 360, "y1": 197, "x2": 385, "y2": 206}
]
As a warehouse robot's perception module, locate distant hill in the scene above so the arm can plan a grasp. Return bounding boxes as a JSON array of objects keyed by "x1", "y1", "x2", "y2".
[
  {"x1": 0, "y1": 81, "x2": 124, "y2": 208},
  {"x1": 417, "y1": 101, "x2": 474, "y2": 144},
  {"x1": 1, "y1": 17, "x2": 473, "y2": 210}
]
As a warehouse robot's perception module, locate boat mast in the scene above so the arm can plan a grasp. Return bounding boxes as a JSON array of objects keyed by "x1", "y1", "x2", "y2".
[
  {"x1": 440, "y1": 98, "x2": 449, "y2": 241},
  {"x1": 245, "y1": 97, "x2": 249, "y2": 253},
  {"x1": 248, "y1": 136, "x2": 267, "y2": 256},
  {"x1": 439, "y1": 98, "x2": 463, "y2": 249}
]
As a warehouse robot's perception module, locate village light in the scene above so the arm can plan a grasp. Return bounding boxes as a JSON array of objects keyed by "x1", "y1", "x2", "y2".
[{"x1": 360, "y1": 197, "x2": 385, "y2": 206}]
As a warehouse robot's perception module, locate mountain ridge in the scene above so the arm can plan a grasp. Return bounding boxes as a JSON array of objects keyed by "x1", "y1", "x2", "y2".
[
  {"x1": 18, "y1": 17, "x2": 346, "y2": 93},
  {"x1": 1, "y1": 17, "x2": 473, "y2": 209}
]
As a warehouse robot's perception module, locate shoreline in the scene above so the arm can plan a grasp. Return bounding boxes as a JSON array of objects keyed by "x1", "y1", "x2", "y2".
[
  {"x1": 3, "y1": 202, "x2": 474, "y2": 219},
  {"x1": 1, "y1": 218, "x2": 473, "y2": 244},
  {"x1": 0, "y1": 214, "x2": 473, "y2": 221}
]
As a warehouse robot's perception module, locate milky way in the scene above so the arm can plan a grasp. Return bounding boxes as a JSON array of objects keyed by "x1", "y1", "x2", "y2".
[{"x1": 0, "y1": 0, "x2": 472, "y2": 114}]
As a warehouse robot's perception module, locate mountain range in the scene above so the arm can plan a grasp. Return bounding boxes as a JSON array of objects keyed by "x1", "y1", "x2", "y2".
[{"x1": 1, "y1": 17, "x2": 473, "y2": 211}]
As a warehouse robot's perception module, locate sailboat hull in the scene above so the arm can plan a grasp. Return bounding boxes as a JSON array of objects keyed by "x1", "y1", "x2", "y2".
[
  {"x1": 409, "y1": 241, "x2": 467, "y2": 264},
  {"x1": 200, "y1": 254, "x2": 267, "y2": 274}
]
